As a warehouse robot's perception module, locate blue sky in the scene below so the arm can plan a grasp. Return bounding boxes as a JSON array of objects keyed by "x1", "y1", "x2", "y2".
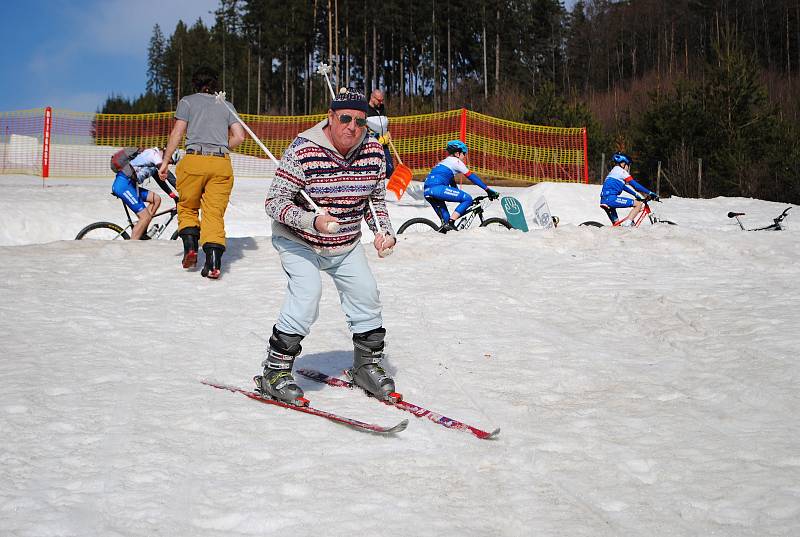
[
  {"x1": 0, "y1": 0, "x2": 218, "y2": 112},
  {"x1": 1, "y1": 0, "x2": 579, "y2": 113}
]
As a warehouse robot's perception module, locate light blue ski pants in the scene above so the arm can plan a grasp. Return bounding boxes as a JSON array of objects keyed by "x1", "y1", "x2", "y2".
[{"x1": 272, "y1": 236, "x2": 383, "y2": 336}]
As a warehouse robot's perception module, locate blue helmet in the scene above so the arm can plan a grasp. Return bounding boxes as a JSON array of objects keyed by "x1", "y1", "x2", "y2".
[
  {"x1": 612, "y1": 152, "x2": 632, "y2": 166},
  {"x1": 446, "y1": 140, "x2": 469, "y2": 155}
]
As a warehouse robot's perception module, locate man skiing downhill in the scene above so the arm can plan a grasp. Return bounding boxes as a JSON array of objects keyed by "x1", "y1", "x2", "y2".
[{"x1": 257, "y1": 88, "x2": 396, "y2": 407}]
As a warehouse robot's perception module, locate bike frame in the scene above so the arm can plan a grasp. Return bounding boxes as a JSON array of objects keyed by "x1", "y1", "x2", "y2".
[
  {"x1": 614, "y1": 199, "x2": 675, "y2": 227},
  {"x1": 728, "y1": 207, "x2": 791, "y2": 231},
  {"x1": 121, "y1": 201, "x2": 178, "y2": 239},
  {"x1": 611, "y1": 200, "x2": 652, "y2": 227},
  {"x1": 432, "y1": 196, "x2": 490, "y2": 230},
  {"x1": 114, "y1": 174, "x2": 180, "y2": 238}
]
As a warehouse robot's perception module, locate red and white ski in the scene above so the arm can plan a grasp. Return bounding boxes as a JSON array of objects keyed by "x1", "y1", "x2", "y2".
[
  {"x1": 201, "y1": 379, "x2": 408, "y2": 435},
  {"x1": 296, "y1": 369, "x2": 500, "y2": 440}
]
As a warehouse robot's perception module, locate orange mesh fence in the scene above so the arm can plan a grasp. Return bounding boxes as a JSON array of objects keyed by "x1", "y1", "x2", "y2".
[
  {"x1": 388, "y1": 109, "x2": 587, "y2": 183},
  {"x1": 388, "y1": 109, "x2": 463, "y2": 174},
  {"x1": 237, "y1": 112, "x2": 326, "y2": 160},
  {"x1": 1, "y1": 108, "x2": 587, "y2": 184},
  {"x1": 464, "y1": 111, "x2": 587, "y2": 184}
]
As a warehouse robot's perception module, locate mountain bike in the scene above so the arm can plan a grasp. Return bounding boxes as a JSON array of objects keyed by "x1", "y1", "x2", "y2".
[
  {"x1": 396, "y1": 195, "x2": 512, "y2": 234},
  {"x1": 580, "y1": 196, "x2": 676, "y2": 228},
  {"x1": 727, "y1": 207, "x2": 791, "y2": 231},
  {"x1": 75, "y1": 199, "x2": 180, "y2": 240}
]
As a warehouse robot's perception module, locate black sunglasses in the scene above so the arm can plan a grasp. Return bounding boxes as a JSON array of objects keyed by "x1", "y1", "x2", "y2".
[{"x1": 334, "y1": 112, "x2": 367, "y2": 128}]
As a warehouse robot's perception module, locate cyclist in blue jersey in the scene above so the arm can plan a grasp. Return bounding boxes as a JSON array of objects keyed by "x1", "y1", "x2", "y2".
[
  {"x1": 423, "y1": 140, "x2": 500, "y2": 232},
  {"x1": 111, "y1": 147, "x2": 179, "y2": 239},
  {"x1": 600, "y1": 152, "x2": 658, "y2": 226}
]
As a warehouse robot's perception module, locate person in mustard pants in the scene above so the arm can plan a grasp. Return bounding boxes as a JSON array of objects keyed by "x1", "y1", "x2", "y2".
[{"x1": 159, "y1": 66, "x2": 245, "y2": 279}]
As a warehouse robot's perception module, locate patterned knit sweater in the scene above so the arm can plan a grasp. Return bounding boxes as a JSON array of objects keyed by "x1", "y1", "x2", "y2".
[{"x1": 265, "y1": 119, "x2": 394, "y2": 256}]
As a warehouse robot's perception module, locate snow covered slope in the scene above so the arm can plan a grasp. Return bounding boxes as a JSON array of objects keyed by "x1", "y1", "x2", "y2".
[{"x1": 1, "y1": 175, "x2": 798, "y2": 536}]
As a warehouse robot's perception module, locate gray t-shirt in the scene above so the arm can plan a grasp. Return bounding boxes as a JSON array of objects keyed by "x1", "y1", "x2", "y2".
[{"x1": 175, "y1": 93, "x2": 238, "y2": 150}]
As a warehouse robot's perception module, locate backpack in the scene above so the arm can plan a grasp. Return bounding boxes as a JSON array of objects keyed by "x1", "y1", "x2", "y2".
[{"x1": 110, "y1": 147, "x2": 141, "y2": 178}]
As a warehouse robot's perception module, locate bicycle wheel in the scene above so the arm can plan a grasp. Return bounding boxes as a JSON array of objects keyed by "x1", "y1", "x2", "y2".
[
  {"x1": 397, "y1": 218, "x2": 440, "y2": 234},
  {"x1": 579, "y1": 221, "x2": 605, "y2": 227},
  {"x1": 479, "y1": 217, "x2": 512, "y2": 229},
  {"x1": 75, "y1": 222, "x2": 130, "y2": 240}
]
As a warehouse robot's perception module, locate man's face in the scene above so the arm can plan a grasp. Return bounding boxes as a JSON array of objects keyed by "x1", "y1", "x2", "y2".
[
  {"x1": 328, "y1": 108, "x2": 367, "y2": 152},
  {"x1": 369, "y1": 91, "x2": 384, "y2": 107}
]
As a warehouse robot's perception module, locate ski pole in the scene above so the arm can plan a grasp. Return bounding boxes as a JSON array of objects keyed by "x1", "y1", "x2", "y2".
[
  {"x1": 315, "y1": 63, "x2": 337, "y2": 101},
  {"x1": 367, "y1": 201, "x2": 393, "y2": 258},
  {"x1": 214, "y1": 91, "x2": 339, "y2": 234}
]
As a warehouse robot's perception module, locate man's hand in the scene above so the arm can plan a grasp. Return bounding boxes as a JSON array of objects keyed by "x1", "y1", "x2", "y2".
[
  {"x1": 314, "y1": 212, "x2": 340, "y2": 234},
  {"x1": 160, "y1": 119, "x2": 187, "y2": 180},
  {"x1": 377, "y1": 132, "x2": 391, "y2": 145},
  {"x1": 486, "y1": 189, "x2": 500, "y2": 201},
  {"x1": 649, "y1": 193, "x2": 660, "y2": 202},
  {"x1": 373, "y1": 233, "x2": 396, "y2": 258},
  {"x1": 158, "y1": 162, "x2": 170, "y2": 180}
]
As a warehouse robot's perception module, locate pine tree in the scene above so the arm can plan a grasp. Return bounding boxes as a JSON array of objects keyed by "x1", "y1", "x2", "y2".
[
  {"x1": 146, "y1": 24, "x2": 167, "y2": 96},
  {"x1": 702, "y1": 31, "x2": 780, "y2": 198}
]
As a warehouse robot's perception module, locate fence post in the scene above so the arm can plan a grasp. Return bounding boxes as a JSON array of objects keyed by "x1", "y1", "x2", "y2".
[
  {"x1": 42, "y1": 106, "x2": 52, "y2": 182},
  {"x1": 581, "y1": 128, "x2": 589, "y2": 183},
  {"x1": 599, "y1": 153, "x2": 605, "y2": 182},
  {"x1": 656, "y1": 161, "x2": 661, "y2": 195},
  {"x1": 697, "y1": 158, "x2": 702, "y2": 198}
]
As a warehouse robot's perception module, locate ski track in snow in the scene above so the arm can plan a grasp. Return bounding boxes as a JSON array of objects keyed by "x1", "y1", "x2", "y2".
[{"x1": 1, "y1": 175, "x2": 799, "y2": 536}]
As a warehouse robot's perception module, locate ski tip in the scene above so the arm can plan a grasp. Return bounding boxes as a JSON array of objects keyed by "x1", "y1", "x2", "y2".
[
  {"x1": 387, "y1": 419, "x2": 410, "y2": 434},
  {"x1": 201, "y1": 379, "x2": 232, "y2": 391},
  {"x1": 484, "y1": 428, "x2": 501, "y2": 440}
]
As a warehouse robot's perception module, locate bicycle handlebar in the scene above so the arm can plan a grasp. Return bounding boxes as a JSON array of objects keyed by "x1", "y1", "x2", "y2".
[
  {"x1": 473, "y1": 194, "x2": 498, "y2": 205},
  {"x1": 775, "y1": 207, "x2": 792, "y2": 222}
]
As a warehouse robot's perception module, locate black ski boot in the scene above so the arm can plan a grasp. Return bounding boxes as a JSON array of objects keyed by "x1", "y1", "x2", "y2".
[
  {"x1": 349, "y1": 327, "x2": 399, "y2": 402},
  {"x1": 179, "y1": 226, "x2": 200, "y2": 269},
  {"x1": 255, "y1": 327, "x2": 307, "y2": 406},
  {"x1": 200, "y1": 243, "x2": 224, "y2": 279}
]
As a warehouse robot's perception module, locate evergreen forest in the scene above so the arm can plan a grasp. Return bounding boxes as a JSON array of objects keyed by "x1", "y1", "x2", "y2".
[{"x1": 101, "y1": 0, "x2": 800, "y2": 203}]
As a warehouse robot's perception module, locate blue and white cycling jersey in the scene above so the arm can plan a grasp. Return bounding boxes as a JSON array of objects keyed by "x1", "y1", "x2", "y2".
[
  {"x1": 424, "y1": 156, "x2": 488, "y2": 190},
  {"x1": 423, "y1": 156, "x2": 491, "y2": 222},
  {"x1": 129, "y1": 148, "x2": 165, "y2": 184},
  {"x1": 111, "y1": 148, "x2": 175, "y2": 213},
  {"x1": 600, "y1": 165, "x2": 651, "y2": 205}
]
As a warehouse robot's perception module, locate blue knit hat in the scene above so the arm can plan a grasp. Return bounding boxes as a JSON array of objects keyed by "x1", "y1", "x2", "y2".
[{"x1": 330, "y1": 87, "x2": 368, "y2": 114}]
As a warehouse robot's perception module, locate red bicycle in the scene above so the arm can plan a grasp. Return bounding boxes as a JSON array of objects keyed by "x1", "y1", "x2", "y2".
[{"x1": 580, "y1": 196, "x2": 676, "y2": 228}]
